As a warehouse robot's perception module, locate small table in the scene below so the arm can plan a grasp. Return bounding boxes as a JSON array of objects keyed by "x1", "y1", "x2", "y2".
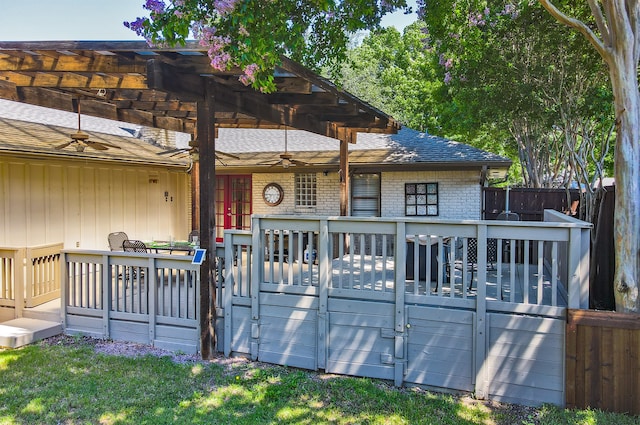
[{"x1": 146, "y1": 241, "x2": 196, "y2": 255}]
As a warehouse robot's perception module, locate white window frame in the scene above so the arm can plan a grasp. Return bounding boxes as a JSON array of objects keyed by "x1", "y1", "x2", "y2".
[{"x1": 295, "y1": 173, "x2": 317, "y2": 208}]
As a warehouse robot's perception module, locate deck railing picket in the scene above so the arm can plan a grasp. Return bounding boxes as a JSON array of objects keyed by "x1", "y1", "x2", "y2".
[
  {"x1": 509, "y1": 239, "x2": 516, "y2": 303},
  {"x1": 370, "y1": 234, "x2": 376, "y2": 289},
  {"x1": 524, "y1": 241, "x2": 530, "y2": 304},
  {"x1": 551, "y1": 242, "x2": 558, "y2": 306},
  {"x1": 497, "y1": 238, "x2": 503, "y2": 300},
  {"x1": 382, "y1": 234, "x2": 389, "y2": 292},
  {"x1": 537, "y1": 240, "x2": 544, "y2": 305},
  {"x1": 348, "y1": 234, "x2": 355, "y2": 289}
]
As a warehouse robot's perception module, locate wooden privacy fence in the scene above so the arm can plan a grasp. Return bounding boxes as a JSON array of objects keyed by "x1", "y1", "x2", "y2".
[
  {"x1": 566, "y1": 309, "x2": 640, "y2": 415},
  {"x1": 218, "y1": 212, "x2": 591, "y2": 407},
  {"x1": 0, "y1": 243, "x2": 63, "y2": 318},
  {"x1": 61, "y1": 250, "x2": 201, "y2": 354},
  {"x1": 483, "y1": 187, "x2": 580, "y2": 221}
]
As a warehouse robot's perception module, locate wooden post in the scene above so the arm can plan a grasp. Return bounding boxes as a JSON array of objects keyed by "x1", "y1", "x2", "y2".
[
  {"x1": 191, "y1": 159, "x2": 200, "y2": 231},
  {"x1": 197, "y1": 81, "x2": 216, "y2": 358},
  {"x1": 474, "y1": 224, "x2": 489, "y2": 399},
  {"x1": 394, "y1": 221, "x2": 407, "y2": 387},
  {"x1": 339, "y1": 138, "x2": 349, "y2": 216}
]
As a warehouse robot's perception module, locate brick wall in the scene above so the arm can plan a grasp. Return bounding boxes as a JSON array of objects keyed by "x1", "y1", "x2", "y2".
[
  {"x1": 252, "y1": 171, "x2": 340, "y2": 216},
  {"x1": 250, "y1": 169, "x2": 481, "y2": 219},
  {"x1": 381, "y1": 170, "x2": 481, "y2": 220}
]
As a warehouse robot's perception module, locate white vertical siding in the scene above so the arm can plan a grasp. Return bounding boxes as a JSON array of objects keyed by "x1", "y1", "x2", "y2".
[{"x1": 0, "y1": 155, "x2": 190, "y2": 249}]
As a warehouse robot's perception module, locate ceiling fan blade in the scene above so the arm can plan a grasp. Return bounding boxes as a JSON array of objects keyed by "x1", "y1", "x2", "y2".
[
  {"x1": 87, "y1": 140, "x2": 121, "y2": 150},
  {"x1": 215, "y1": 150, "x2": 240, "y2": 159},
  {"x1": 157, "y1": 148, "x2": 186, "y2": 156},
  {"x1": 54, "y1": 141, "x2": 74, "y2": 150},
  {"x1": 291, "y1": 159, "x2": 310, "y2": 166},
  {"x1": 84, "y1": 141, "x2": 109, "y2": 151},
  {"x1": 257, "y1": 159, "x2": 277, "y2": 165}
]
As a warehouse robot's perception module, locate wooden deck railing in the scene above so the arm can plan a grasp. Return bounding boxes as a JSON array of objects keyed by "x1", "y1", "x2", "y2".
[
  {"x1": 215, "y1": 212, "x2": 591, "y2": 406},
  {"x1": 218, "y1": 211, "x2": 590, "y2": 311},
  {"x1": 0, "y1": 243, "x2": 63, "y2": 318},
  {"x1": 61, "y1": 250, "x2": 203, "y2": 353}
]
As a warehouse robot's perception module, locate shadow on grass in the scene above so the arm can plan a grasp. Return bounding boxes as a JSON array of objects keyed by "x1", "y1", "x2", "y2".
[{"x1": 1, "y1": 337, "x2": 637, "y2": 425}]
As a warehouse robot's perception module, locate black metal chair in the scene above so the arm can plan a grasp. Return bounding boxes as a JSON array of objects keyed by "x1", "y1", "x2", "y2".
[
  {"x1": 496, "y1": 211, "x2": 520, "y2": 221},
  {"x1": 188, "y1": 230, "x2": 200, "y2": 243},
  {"x1": 108, "y1": 231, "x2": 129, "y2": 251},
  {"x1": 123, "y1": 239, "x2": 149, "y2": 253},
  {"x1": 465, "y1": 238, "x2": 498, "y2": 290},
  {"x1": 121, "y1": 240, "x2": 148, "y2": 282}
]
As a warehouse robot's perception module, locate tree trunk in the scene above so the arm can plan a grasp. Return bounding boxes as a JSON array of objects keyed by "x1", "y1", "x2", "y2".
[
  {"x1": 610, "y1": 57, "x2": 640, "y2": 312},
  {"x1": 538, "y1": 0, "x2": 640, "y2": 313}
]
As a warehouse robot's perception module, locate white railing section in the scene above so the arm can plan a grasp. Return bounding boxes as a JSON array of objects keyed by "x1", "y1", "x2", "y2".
[
  {"x1": 223, "y1": 212, "x2": 591, "y2": 311},
  {"x1": 25, "y1": 243, "x2": 63, "y2": 307},
  {"x1": 61, "y1": 250, "x2": 200, "y2": 342},
  {"x1": 0, "y1": 243, "x2": 63, "y2": 317},
  {"x1": 0, "y1": 247, "x2": 21, "y2": 309}
]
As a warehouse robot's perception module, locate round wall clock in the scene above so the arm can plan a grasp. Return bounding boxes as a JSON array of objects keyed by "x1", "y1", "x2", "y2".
[{"x1": 262, "y1": 183, "x2": 284, "y2": 206}]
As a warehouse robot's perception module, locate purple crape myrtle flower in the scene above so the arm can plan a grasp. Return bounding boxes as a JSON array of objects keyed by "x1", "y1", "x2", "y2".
[
  {"x1": 239, "y1": 63, "x2": 259, "y2": 86},
  {"x1": 214, "y1": 0, "x2": 239, "y2": 16},
  {"x1": 144, "y1": 0, "x2": 167, "y2": 14},
  {"x1": 415, "y1": 0, "x2": 426, "y2": 19},
  {"x1": 500, "y1": 3, "x2": 520, "y2": 19},
  {"x1": 468, "y1": 12, "x2": 486, "y2": 27},
  {"x1": 123, "y1": 17, "x2": 148, "y2": 37},
  {"x1": 194, "y1": 24, "x2": 234, "y2": 71}
]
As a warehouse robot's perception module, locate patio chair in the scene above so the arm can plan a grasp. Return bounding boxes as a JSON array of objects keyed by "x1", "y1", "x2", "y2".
[
  {"x1": 188, "y1": 230, "x2": 200, "y2": 243},
  {"x1": 496, "y1": 211, "x2": 520, "y2": 264},
  {"x1": 496, "y1": 211, "x2": 520, "y2": 221},
  {"x1": 122, "y1": 239, "x2": 149, "y2": 253},
  {"x1": 108, "y1": 231, "x2": 129, "y2": 251},
  {"x1": 465, "y1": 237, "x2": 498, "y2": 290}
]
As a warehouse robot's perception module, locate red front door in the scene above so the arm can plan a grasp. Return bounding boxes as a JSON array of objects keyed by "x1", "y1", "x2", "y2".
[{"x1": 215, "y1": 175, "x2": 252, "y2": 242}]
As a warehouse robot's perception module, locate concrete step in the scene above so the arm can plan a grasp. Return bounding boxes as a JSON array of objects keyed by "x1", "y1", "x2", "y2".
[
  {"x1": 0, "y1": 318, "x2": 63, "y2": 349},
  {"x1": 22, "y1": 302, "x2": 61, "y2": 323}
]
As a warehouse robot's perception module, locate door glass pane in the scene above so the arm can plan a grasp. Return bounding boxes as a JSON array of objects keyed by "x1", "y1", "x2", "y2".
[{"x1": 215, "y1": 176, "x2": 226, "y2": 241}]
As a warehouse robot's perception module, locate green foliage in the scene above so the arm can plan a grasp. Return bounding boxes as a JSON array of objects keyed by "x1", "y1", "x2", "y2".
[
  {"x1": 420, "y1": 0, "x2": 614, "y2": 187},
  {"x1": 340, "y1": 22, "x2": 444, "y2": 133},
  {"x1": 128, "y1": 0, "x2": 412, "y2": 92}
]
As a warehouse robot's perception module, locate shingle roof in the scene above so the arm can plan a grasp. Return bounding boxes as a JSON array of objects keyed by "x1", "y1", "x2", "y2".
[
  {"x1": 0, "y1": 100, "x2": 188, "y2": 166},
  {"x1": 0, "y1": 100, "x2": 511, "y2": 172},
  {"x1": 215, "y1": 127, "x2": 512, "y2": 169}
]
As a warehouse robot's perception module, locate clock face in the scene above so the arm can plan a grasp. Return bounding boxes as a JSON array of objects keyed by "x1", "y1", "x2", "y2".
[{"x1": 263, "y1": 183, "x2": 283, "y2": 206}]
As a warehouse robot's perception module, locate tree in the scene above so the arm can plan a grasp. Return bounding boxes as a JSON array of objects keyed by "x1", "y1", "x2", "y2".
[
  {"x1": 126, "y1": 0, "x2": 411, "y2": 92},
  {"x1": 339, "y1": 23, "x2": 444, "y2": 132},
  {"x1": 418, "y1": 1, "x2": 613, "y2": 189},
  {"x1": 535, "y1": 0, "x2": 639, "y2": 313},
  {"x1": 340, "y1": 23, "x2": 519, "y2": 165}
]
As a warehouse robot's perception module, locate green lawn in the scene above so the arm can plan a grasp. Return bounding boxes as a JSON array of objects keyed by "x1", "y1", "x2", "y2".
[{"x1": 0, "y1": 337, "x2": 638, "y2": 425}]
